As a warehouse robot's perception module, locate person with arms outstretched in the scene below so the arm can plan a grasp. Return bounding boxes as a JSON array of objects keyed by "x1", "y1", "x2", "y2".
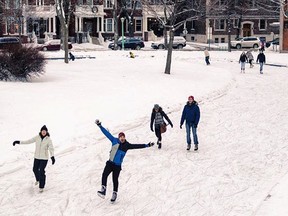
[
  {"x1": 13, "y1": 125, "x2": 55, "y2": 193},
  {"x1": 95, "y1": 119, "x2": 154, "y2": 203}
]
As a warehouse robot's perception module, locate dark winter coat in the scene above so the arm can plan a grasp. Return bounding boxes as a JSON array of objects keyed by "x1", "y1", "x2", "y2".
[
  {"x1": 180, "y1": 101, "x2": 200, "y2": 126},
  {"x1": 150, "y1": 107, "x2": 173, "y2": 130},
  {"x1": 99, "y1": 125, "x2": 149, "y2": 166},
  {"x1": 256, "y1": 53, "x2": 266, "y2": 63},
  {"x1": 239, "y1": 54, "x2": 248, "y2": 63}
]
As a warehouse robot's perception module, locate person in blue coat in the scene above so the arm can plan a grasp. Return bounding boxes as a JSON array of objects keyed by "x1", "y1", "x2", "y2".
[
  {"x1": 95, "y1": 119, "x2": 154, "y2": 203},
  {"x1": 180, "y1": 96, "x2": 200, "y2": 151}
]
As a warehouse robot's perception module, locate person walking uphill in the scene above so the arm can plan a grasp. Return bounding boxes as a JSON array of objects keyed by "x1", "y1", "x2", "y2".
[
  {"x1": 95, "y1": 120, "x2": 154, "y2": 203},
  {"x1": 239, "y1": 51, "x2": 248, "y2": 73},
  {"x1": 13, "y1": 125, "x2": 55, "y2": 193},
  {"x1": 150, "y1": 104, "x2": 173, "y2": 149},
  {"x1": 204, "y1": 48, "x2": 210, "y2": 65},
  {"x1": 246, "y1": 50, "x2": 254, "y2": 68},
  {"x1": 180, "y1": 96, "x2": 200, "y2": 151},
  {"x1": 256, "y1": 50, "x2": 266, "y2": 74}
]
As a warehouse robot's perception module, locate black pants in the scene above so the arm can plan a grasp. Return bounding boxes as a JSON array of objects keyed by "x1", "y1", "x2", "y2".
[
  {"x1": 33, "y1": 159, "x2": 48, "y2": 189},
  {"x1": 205, "y1": 56, "x2": 210, "y2": 65},
  {"x1": 154, "y1": 124, "x2": 162, "y2": 142},
  {"x1": 101, "y1": 161, "x2": 121, "y2": 192}
]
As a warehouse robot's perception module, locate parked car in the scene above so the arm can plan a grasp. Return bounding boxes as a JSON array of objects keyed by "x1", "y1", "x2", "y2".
[
  {"x1": 37, "y1": 40, "x2": 73, "y2": 51},
  {"x1": 151, "y1": 36, "x2": 186, "y2": 49},
  {"x1": 231, "y1": 37, "x2": 261, "y2": 49},
  {"x1": 0, "y1": 37, "x2": 20, "y2": 49},
  {"x1": 108, "y1": 38, "x2": 145, "y2": 50},
  {"x1": 266, "y1": 38, "x2": 279, "y2": 48}
]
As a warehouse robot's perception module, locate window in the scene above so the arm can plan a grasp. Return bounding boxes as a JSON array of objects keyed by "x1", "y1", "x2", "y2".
[
  {"x1": 233, "y1": 19, "x2": 239, "y2": 28},
  {"x1": 221, "y1": 38, "x2": 225, "y2": 43},
  {"x1": 104, "y1": 0, "x2": 113, "y2": 8},
  {"x1": 135, "y1": 0, "x2": 142, "y2": 9},
  {"x1": 191, "y1": 20, "x2": 196, "y2": 30},
  {"x1": 215, "y1": 38, "x2": 219, "y2": 43},
  {"x1": 126, "y1": 0, "x2": 132, "y2": 8},
  {"x1": 191, "y1": 36, "x2": 195, "y2": 41},
  {"x1": 6, "y1": 16, "x2": 20, "y2": 34},
  {"x1": 259, "y1": 19, "x2": 266, "y2": 30},
  {"x1": 214, "y1": 19, "x2": 225, "y2": 30},
  {"x1": 135, "y1": 18, "x2": 142, "y2": 32},
  {"x1": 37, "y1": 0, "x2": 44, "y2": 5},
  {"x1": 104, "y1": 18, "x2": 113, "y2": 32}
]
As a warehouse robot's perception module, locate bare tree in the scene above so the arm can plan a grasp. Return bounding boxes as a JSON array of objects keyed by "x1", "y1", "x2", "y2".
[
  {"x1": 142, "y1": 0, "x2": 205, "y2": 74},
  {"x1": 56, "y1": 0, "x2": 73, "y2": 63}
]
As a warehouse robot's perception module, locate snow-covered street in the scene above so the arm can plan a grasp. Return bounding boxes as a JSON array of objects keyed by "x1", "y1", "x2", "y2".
[{"x1": 0, "y1": 50, "x2": 288, "y2": 216}]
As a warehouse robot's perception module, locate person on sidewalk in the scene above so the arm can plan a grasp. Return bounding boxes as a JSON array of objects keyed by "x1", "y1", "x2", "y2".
[
  {"x1": 95, "y1": 119, "x2": 154, "y2": 203},
  {"x1": 150, "y1": 104, "x2": 173, "y2": 149},
  {"x1": 256, "y1": 50, "x2": 266, "y2": 74},
  {"x1": 129, "y1": 51, "x2": 135, "y2": 58},
  {"x1": 204, "y1": 48, "x2": 210, "y2": 65},
  {"x1": 180, "y1": 96, "x2": 200, "y2": 151},
  {"x1": 246, "y1": 50, "x2": 254, "y2": 68},
  {"x1": 13, "y1": 125, "x2": 55, "y2": 193},
  {"x1": 239, "y1": 51, "x2": 248, "y2": 73}
]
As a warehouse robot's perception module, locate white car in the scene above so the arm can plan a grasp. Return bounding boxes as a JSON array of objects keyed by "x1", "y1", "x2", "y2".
[
  {"x1": 231, "y1": 37, "x2": 261, "y2": 49},
  {"x1": 151, "y1": 36, "x2": 186, "y2": 49}
]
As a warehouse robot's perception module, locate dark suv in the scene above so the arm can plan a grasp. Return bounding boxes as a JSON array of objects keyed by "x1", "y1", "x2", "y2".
[
  {"x1": 0, "y1": 37, "x2": 20, "y2": 49},
  {"x1": 108, "y1": 38, "x2": 145, "y2": 50}
]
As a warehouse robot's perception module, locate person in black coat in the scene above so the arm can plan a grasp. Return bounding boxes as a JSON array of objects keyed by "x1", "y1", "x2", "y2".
[
  {"x1": 150, "y1": 104, "x2": 173, "y2": 149},
  {"x1": 239, "y1": 52, "x2": 248, "y2": 73},
  {"x1": 256, "y1": 50, "x2": 266, "y2": 74}
]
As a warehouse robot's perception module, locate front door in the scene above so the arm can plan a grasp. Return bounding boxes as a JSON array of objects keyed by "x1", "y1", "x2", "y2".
[{"x1": 243, "y1": 23, "x2": 251, "y2": 37}]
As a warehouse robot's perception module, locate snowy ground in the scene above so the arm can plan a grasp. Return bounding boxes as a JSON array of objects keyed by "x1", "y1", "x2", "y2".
[{"x1": 0, "y1": 50, "x2": 288, "y2": 216}]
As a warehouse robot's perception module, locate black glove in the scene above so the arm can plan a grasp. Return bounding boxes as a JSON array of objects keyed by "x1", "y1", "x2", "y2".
[
  {"x1": 170, "y1": 123, "x2": 173, "y2": 128},
  {"x1": 51, "y1": 156, "x2": 55, "y2": 165},
  {"x1": 150, "y1": 127, "x2": 154, "y2": 132},
  {"x1": 13, "y1": 140, "x2": 20, "y2": 146},
  {"x1": 194, "y1": 124, "x2": 198, "y2": 128},
  {"x1": 147, "y1": 142, "x2": 154, "y2": 147},
  {"x1": 95, "y1": 119, "x2": 101, "y2": 126},
  {"x1": 180, "y1": 125, "x2": 182, "y2": 129}
]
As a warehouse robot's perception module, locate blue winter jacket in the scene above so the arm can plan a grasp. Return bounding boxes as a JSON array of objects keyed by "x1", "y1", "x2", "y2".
[
  {"x1": 180, "y1": 102, "x2": 200, "y2": 126},
  {"x1": 99, "y1": 125, "x2": 149, "y2": 166}
]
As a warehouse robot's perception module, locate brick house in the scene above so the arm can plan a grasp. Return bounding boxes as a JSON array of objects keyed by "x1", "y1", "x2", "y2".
[{"x1": 187, "y1": 0, "x2": 280, "y2": 43}]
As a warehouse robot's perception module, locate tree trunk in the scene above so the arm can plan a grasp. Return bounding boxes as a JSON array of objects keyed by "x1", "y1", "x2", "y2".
[
  {"x1": 63, "y1": 25, "x2": 69, "y2": 63},
  {"x1": 164, "y1": 30, "x2": 174, "y2": 75},
  {"x1": 113, "y1": 5, "x2": 118, "y2": 50},
  {"x1": 164, "y1": 27, "x2": 168, "y2": 50}
]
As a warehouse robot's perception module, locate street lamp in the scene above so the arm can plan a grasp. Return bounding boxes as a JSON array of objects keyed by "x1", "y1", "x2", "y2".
[{"x1": 120, "y1": 17, "x2": 125, "y2": 50}]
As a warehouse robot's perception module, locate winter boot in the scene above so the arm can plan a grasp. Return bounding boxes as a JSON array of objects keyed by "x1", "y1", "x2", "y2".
[
  {"x1": 186, "y1": 144, "x2": 191, "y2": 151},
  {"x1": 194, "y1": 144, "x2": 198, "y2": 151},
  {"x1": 110, "y1": 191, "x2": 117, "y2": 203},
  {"x1": 97, "y1": 185, "x2": 106, "y2": 199},
  {"x1": 158, "y1": 141, "x2": 162, "y2": 149},
  {"x1": 39, "y1": 188, "x2": 44, "y2": 193},
  {"x1": 35, "y1": 181, "x2": 39, "y2": 186}
]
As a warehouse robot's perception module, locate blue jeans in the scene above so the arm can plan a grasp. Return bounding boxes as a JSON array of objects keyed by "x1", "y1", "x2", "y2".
[
  {"x1": 259, "y1": 62, "x2": 264, "y2": 73},
  {"x1": 185, "y1": 123, "x2": 198, "y2": 145}
]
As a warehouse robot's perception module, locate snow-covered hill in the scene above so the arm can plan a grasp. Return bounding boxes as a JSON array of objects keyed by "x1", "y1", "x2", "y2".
[{"x1": 0, "y1": 50, "x2": 287, "y2": 216}]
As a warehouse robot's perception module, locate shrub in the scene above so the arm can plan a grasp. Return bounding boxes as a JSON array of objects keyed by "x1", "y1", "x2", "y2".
[{"x1": 0, "y1": 45, "x2": 46, "y2": 81}]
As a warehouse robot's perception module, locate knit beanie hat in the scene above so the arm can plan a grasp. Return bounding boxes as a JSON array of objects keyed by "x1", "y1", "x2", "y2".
[
  {"x1": 154, "y1": 104, "x2": 160, "y2": 109},
  {"x1": 188, "y1": 96, "x2": 194, "y2": 100},
  {"x1": 40, "y1": 125, "x2": 48, "y2": 132},
  {"x1": 118, "y1": 132, "x2": 125, "y2": 138}
]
